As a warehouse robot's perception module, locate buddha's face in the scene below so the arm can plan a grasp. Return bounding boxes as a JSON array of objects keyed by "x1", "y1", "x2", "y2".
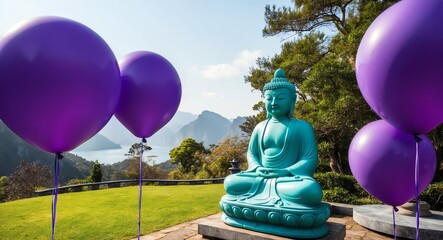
[{"x1": 264, "y1": 88, "x2": 293, "y2": 119}]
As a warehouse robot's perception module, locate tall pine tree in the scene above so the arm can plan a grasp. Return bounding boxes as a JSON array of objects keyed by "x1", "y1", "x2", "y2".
[{"x1": 243, "y1": 1, "x2": 399, "y2": 173}]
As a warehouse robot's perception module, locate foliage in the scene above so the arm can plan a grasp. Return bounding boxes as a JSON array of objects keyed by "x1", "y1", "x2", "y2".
[
  {"x1": 315, "y1": 172, "x2": 443, "y2": 209},
  {"x1": 425, "y1": 124, "x2": 443, "y2": 182},
  {"x1": 0, "y1": 121, "x2": 93, "y2": 183},
  {"x1": 66, "y1": 178, "x2": 90, "y2": 186},
  {"x1": 155, "y1": 160, "x2": 178, "y2": 172},
  {"x1": 420, "y1": 182, "x2": 443, "y2": 211},
  {"x1": 100, "y1": 159, "x2": 133, "y2": 181},
  {"x1": 323, "y1": 187, "x2": 355, "y2": 204},
  {"x1": 239, "y1": 102, "x2": 266, "y2": 136},
  {"x1": 0, "y1": 184, "x2": 225, "y2": 239},
  {"x1": 195, "y1": 136, "x2": 248, "y2": 178},
  {"x1": 169, "y1": 138, "x2": 208, "y2": 177},
  {"x1": 263, "y1": 0, "x2": 356, "y2": 37},
  {"x1": 126, "y1": 142, "x2": 152, "y2": 158},
  {"x1": 242, "y1": 0, "x2": 399, "y2": 173},
  {"x1": 125, "y1": 156, "x2": 168, "y2": 180},
  {"x1": 168, "y1": 169, "x2": 197, "y2": 180},
  {"x1": 121, "y1": 143, "x2": 168, "y2": 180},
  {"x1": 5, "y1": 161, "x2": 52, "y2": 201},
  {"x1": 0, "y1": 176, "x2": 8, "y2": 202},
  {"x1": 89, "y1": 160, "x2": 102, "y2": 183},
  {"x1": 315, "y1": 171, "x2": 366, "y2": 198},
  {"x1": 315, "y1": 172, "x2": 380, "y2": 205}
]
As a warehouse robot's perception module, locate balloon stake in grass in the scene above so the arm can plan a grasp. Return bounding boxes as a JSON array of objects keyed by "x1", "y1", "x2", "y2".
[
  {"x1": 115, "y1": 51, "x2": 182, "y2": 239},
  {"x1": 0, "y1": 16, "x2": 121, "y2": 239}
]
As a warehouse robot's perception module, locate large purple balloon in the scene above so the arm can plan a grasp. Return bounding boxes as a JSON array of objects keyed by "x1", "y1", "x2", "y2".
[
  {"x1": 0, "y1": 17, "x2": 121, "y2": 153},
  {"x1": 349, "y1": 120, "x2": 437, "y2": 206},
  {"x1": 356, "y1": 0, "x2": 443, "y2": 134},
  {"x1": 115, "y1": 51, "x2": 182, "y2": 138}
]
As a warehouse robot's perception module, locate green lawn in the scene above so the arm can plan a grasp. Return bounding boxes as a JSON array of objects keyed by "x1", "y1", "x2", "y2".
[{"x1": 0, "y1": 184, "x2": 226, "y2": 240}]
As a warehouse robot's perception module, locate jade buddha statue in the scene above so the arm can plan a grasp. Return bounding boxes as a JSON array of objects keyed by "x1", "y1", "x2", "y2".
[{"x1": 220, "y1": 69, "x2": 330, "y2": 239}]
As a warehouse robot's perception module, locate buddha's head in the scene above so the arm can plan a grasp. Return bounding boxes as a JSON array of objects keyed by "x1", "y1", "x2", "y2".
[{"x1": 263, "y1": 69, "x2": 297, "y2": 119}]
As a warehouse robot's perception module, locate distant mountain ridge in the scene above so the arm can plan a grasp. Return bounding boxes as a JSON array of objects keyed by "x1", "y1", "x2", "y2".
[
  {"x1": 174, "y1": 111, "x2": 246, "y2": 147},
  {"x1": 98, "y1": 110, "x2": 247, "y2": 148},
  {"x1": 0, "y1": 110, "x2": 248, "y2": 183},
  {"x1": 0, "y1": 120, "x2": 93, "y2": 182},
  {"x1": 74, "y1": 134, "x2": 121, "y2": 151}
]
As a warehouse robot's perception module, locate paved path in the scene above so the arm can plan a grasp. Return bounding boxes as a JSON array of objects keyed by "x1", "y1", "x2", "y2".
[{"x1": 136, "y1": 212, "x2": 401, "y2": 240}]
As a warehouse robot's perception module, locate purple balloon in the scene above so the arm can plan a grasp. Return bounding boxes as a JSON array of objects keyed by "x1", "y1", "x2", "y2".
[
  {"x1": 356, "y1": 0, "x2": 443, "y2": 134},
  {"x1": 115, "y1": 51, "x2": 182, "y2": 138},
  {"x1": 349, "y1": 120, "x2": 437, "y2": 206},
  {"x1": 0, "y1": 16, "x2": 121, "y2": 153}
]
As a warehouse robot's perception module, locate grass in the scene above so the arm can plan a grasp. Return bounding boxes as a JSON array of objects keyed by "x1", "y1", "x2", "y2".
[{"x1": 0, "y1": 184, "x2": 226, "y2": 240}]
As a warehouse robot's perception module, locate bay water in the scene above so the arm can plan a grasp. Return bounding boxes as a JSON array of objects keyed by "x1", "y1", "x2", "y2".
[{"x1": 70, "y1": 145, "x2": 172, "y2": 165}]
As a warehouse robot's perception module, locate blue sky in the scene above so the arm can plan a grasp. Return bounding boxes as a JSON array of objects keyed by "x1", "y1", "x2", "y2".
[{"x1": 0, "y1": 0, "x2": 290, "y2": 119}]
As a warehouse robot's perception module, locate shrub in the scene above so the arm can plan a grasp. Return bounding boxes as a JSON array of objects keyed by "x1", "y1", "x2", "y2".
[
  {"x1": 323, "y1": 187, "x2": 356, "y2": 203},
  {"x1": 315, "y1": 172, "x2": 369, "y2": 198},
  {"x1": 420, "y1": 182, "x2": 443, "y2": 211},
  {"x1": 66, "y1": 178, "x2": 90, "y2": 185},
  {"x1": 0, "y1": 176, "x2": 8, "y2": 202}
]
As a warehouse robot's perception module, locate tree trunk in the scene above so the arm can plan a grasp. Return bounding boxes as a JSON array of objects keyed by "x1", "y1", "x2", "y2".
[{"x1": 329, "y1": 156, "x2": 343, "y2": 173}]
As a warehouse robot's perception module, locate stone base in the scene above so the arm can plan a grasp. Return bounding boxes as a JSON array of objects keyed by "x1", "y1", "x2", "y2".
[
  {"x1": 353, "y1": 205, "x2": 443, "y2": 240},
  {"x1": 398, "y1": 201, "x2": 432, "y2": 217},
  {"x1": 198, "y1": 216, "x2": 345, "y2": 240}
]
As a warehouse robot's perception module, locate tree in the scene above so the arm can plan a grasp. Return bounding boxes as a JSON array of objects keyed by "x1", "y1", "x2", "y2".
[
  {"x1": 263, "y1": 0, "x2": 355, "y2": 37},
  {"x1": 89, "y1": 160, "x2": 102, "y2": 183},
  {"x1": 125, "y1": 155, "x2": 168, "y2": 179},
  {"x1": 5, "y1": 161, "x2": 52, "y2": 201},
  {"x1": 243, "y1": 1, "x2": 398, "y2": 173},
  {"x1": 169, "y1": 138, "x2": 208, "y2": 178},
  {"x1": 426, "y1": 125, "x2": 443, "y2": 182},
  {"x1": 0, "y1": 176, "x2": 8, "y2": 202},
  {"x1": 126, "y1": 142, "x2": 152, "y2": 158},
  {"x1": 124, "y1": 143, "x2": 168, "y2": 179},
  {"x1": 196, "y1": 136, "x2": 248, "y2": 179}
]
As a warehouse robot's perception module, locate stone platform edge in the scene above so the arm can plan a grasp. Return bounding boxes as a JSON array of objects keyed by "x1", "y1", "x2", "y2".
[{"x1": 198, "y1": 203, "x2": 352, "y2": 240}]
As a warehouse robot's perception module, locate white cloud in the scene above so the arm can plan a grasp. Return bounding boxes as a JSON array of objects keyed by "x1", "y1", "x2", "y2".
[
  {"x1": 200, "y1": 64, "x2": 241, "y2": 80},
  {"x1": 198, "y1": 49, "x2": 262, "y2": 80},
  {"x1": 233, "y1": 50, "x2": 261, "y2": 68},
  {"x1": 202, "y1": 92, "x2": 218, "y2": 98}
]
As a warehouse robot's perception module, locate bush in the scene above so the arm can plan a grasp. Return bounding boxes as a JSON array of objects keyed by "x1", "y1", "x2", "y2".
[
  {"x1": 66, "y1": 178, "x2": 90, "y2": 185},
  {"x1": 323, "y1": 187, "x2": 355, "y2": 203},
  {"x1": 420, "y1": 182, "x2": 443, "y2": 211},
  {"x1": 315, "y1": 172, "x2": 369, "y2": 198},
  {"x1": 316, "y1": 172, "x2": 442, "y2": 209},
  {"x1": 0, "y1": 176, "x2": 8, "y2": 202}
]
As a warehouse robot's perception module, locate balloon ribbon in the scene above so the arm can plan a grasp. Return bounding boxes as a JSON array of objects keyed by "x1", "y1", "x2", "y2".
[
  {"x1": 414, "y1": 135, "x2": 422, "y2": 240},
  {"x1": 392, "y1": 206, "x2": 398, "y2": 239},
  {"x1": 138, "y1": 138, "x2": 146, "y2": 239},
  {"x1": 52, "y1": 153, "x2": 63, "y2": 240}
]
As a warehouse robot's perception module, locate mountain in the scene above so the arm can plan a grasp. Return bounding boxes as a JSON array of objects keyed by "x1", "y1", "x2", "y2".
[
  {"x1": 0, "y1": 120, "x2": 93, "y2": 183},
  {"x1": 73, "y1": 134, "x2": 121, "y2": 151},
  {"x1": 99, "y1": 111, "x2": 198, "y2": 147},
  {"x1": 174, "y1": 111, "x2": 243, "y2": 147},
  {"x1": 227, "y1": 116, "x2": 247, "y2": 138},
  {"x1": 97, "y1": 117, "x2": 139, "y2": 146},
  {"x1": 0, "y1": 110, "x2": 247, "y2": 183},
  {"x1": 163, "y1": 111, "x2": 198, "y2": 132}
]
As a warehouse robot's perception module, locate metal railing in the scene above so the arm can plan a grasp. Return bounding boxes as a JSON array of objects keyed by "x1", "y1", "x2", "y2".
[{"x1": 33, "y1": 178, "x2": 225, "y2": 196}]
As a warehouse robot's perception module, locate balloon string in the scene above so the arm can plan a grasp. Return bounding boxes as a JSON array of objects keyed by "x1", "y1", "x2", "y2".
[
  {"x1": 138, "y1": 138, "x2": 146, "y2": 240},
  {"x1": 51, "y1": 153, "x2": 63, "y2": 240},
  {"x1": 414, "y1": 135, "x2": 422, "y2": 240},
  {"x1": 392, "y1": 206, "x2": 398, "y2": 240}
]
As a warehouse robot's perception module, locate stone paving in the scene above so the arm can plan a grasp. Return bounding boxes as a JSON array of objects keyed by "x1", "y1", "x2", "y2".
[{"x1": 136, "y1": 212, "x2": 403, "y2": 240}]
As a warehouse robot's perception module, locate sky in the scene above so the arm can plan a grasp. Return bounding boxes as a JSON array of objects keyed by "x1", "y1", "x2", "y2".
[{"x1": 0, "y1": 0, "x2": 291, "y2": 119}]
